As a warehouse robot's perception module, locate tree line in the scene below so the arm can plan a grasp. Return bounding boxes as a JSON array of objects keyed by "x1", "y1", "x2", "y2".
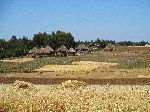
[{"x1": 0, "y1": 30, "x2": 149, "y2": 59}]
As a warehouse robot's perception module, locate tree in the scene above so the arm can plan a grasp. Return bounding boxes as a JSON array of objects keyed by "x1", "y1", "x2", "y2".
[
  {"x1": 0, "y1": 39, "x2": 6, "y2": 50},
  {"x1": 33, "y1": 32, "x2": 48, "y2": 48}
]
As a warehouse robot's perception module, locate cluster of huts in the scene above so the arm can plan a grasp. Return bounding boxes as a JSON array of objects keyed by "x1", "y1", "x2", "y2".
[{"x1": 28, "y1": 43, "x2": 116, "y2": 58}]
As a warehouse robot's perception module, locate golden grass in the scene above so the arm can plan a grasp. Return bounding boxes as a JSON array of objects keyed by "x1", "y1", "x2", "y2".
[
  {"x1": 1, "y1": 58, "x2": 34, "y2": 63},
  {"x1": 13, "y1": 80, "x2": 37, "y2": 90},
  {"x1": 61, "y1": 80, "x2": 86, "y2": 89},
  {"x1": 35, "y1": 61, "x2": 118, "y2": 73},
  {"x1": 0, "y1": 83, "x2": 150, "y2": 111}
]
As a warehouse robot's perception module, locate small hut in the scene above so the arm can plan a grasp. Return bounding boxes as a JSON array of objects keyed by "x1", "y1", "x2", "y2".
[
  {"x1": 104, "y1": 43, "x2": 116, "y2": 51},
  {"x1": 28, "y1": 47, "x2": 38, "y2": 57},
  {"x1": 35, "y1": 47, "x2": 45, "y2": 57},
  {"x1": 75, "y1": 44, "x2": 88, "y2": 52},
  {"x1": 44, "y1": 45, "x2": 54, "y2": 56},
  {"x1": 28, "y1": 47, "x2": 37, "y2": 54},
  {"x1": 88, "y1": 43, "x2": 99, "y2": 51},
  {"x1": 67, "y1": 47, "x2": 76, "y2": 56},
  {"x1": 56, "y1": 45, "x2": 68, "y2": 57}
]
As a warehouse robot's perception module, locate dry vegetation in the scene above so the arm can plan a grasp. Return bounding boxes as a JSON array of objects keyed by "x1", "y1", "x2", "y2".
[
  {"x1": 61, "y1": 80, "x2": 86, "y2": 89},
  {"x1": 0, "y1": 81, "x2": 150, "y2": 111},
  {"x1": 1, "y1": 51, "x2": 150, "y2": 74},
  {"x1": 1, "y1": 58, "x2": 34, "y2": 63},
  {"x1": 1, "y1": 51, "x2": 150, "y2": 111},
  {"x1": 13, "y1": 80, "x2": 37, "y2": 90},
  {"x1": 35, "y1": 61, "x2": 118, "y2": 73}
]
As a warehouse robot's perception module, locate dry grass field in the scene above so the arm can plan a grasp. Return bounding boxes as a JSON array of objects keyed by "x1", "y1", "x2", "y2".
[
  {"x1": 1, "y1": 58, "x2": 34, "y2": 63},
  {"x1": 0, "y1": 82, "x2": 150, "y2": 111},
  {"x1": 1, "y1": 51, "x2": 150, "y2": 111},
  {"x1": 35, "y1": 61, "x2": 118, "y2": 73}
]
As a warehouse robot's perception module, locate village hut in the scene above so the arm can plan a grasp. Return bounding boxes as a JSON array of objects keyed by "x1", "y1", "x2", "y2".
[
  {"x1": 44, "y1": 45, "x2": 54, "y2": 56},
  {"x1": 67, "y1": 47, "x2": 76, "y2": 56},
  {"x1": 88, "y1": 42, "x2": 99, "y2": 51},
  {"x1": 75, "y1": 44, "x2": 89, "y2": 52},
  {"x1": 28, "y1": 47, "x2": 38, "y2": 54},
  {"x1": 56, "y1": 45, "x2": 68, "y2": 57},
  {"x1": 104, "y1": 43, "x2": 116, "y2": 51},
  {"x1": 28, "y1": 47, "x2": 38, "y2": 57},
  {"x1": 35, "y1": 47, "x2": 45, "y2": 57}
]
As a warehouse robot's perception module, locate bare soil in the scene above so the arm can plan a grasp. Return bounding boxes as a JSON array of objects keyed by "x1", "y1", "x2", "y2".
[{"x1": 1, "y1": 76, "x2": 150, "y2": 85}]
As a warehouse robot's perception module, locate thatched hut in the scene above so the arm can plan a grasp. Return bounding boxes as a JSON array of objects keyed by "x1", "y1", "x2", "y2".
[
  {"x1": 44, "y1": 45, "x2": 54, "y2": 56},
  {"x1": 35, "y1": 47, "x2": 45, "y2": 57},
  {"x1": 88, "y1": 43, "x2": 99, "y2": 51},
  {"x1": 28, "y1": 47, "x2": 38, "y2": 58},
  {"x1": 75, "y1": 44, "x2": 88, "y2": 52},
  {"x1": 67, "y1": 47, "x2": 76, "y2": 56},
  {"x1": 28, "y1": 47, "x2": 38, "y2": 54},
  {"x1": 104, "y1": 43, "x2": 116, "y2": 51},
  {"x1": 56, "y1": 45, "x2": 68, "y2": 57}
]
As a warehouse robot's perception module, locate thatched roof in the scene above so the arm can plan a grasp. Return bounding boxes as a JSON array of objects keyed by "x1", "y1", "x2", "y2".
[
  {"x1": 68, "y1": 48, "x2": 76, "y2": 53},
  {"x1": 36, "y1": 47, "x2": 45, "y2": 54},
  {"x1": 104, "y1": 43, "x2": 116, "y2": 51},
  {"x1": 88, "y1": 42, "x2": 100, "y2": 47},
  {"x1": 44, "y1": 45, "x2": 54, "y2": 53},
  {"x1": 29, "y1": 47, "x2": 37, "y2": 54},
  {"x1": 88, "y1": 42, "x2": 95, "y2": 47},
  {"x1": 75, "y1": 44, "x2": 88, "y2": 50},
  {"x1": 57, "y1": 45, "x2": 68, "y2": 52},
  {"x1": 89, "y1": 46, "x2": 98, "y2": 50}
]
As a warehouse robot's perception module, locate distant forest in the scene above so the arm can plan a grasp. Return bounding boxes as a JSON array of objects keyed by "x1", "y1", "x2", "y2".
[{"x1": 0, "y1": 30, "x2": 149, "y2": 59}]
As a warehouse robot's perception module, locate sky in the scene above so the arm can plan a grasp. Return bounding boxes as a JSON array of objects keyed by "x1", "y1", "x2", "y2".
[{"x1": 0, "y1": 0, "x2": 150, "y2": 41}]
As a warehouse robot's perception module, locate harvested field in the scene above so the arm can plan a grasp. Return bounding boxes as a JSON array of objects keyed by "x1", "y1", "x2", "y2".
[
  {"x1": 13, "y1": 80, "x2": 37, "y2": 90},
  {"x1": 1, "y1": 83, "x2": 150, "y2": 111},
  {"x1": 116, "y1": 46, "x2": 150, "y2": 52},
  {"x1": 35, "y1": 61, "x2": 118, "y2": 73},
  {"x1": 0, "y1": 58, "x2": 34, "y2": 63}
]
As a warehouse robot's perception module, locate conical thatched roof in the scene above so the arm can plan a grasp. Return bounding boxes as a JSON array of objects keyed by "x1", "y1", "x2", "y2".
[
  {"x1": 29, "y1": 47, "x2": 37, "y2": 54},
  {"x1": 75, "y1": 44, "x2": 88, "y2": 50},
  {"x1": 104, "y1": 43, "x2": 116, "y2": 51},
  {"x1": 57, "y1": 45, "x2": 68, "y2": 52},
  {"x1": 44, "y1": 45, "x2": 54, "y2": 53},
  {"x1": 36, "y1": 47, "x2": 45, "y2": 54},
  {"x1": 88, "y1": 42, "x2": 94, "y2": 47},
  {"x1": 68, "y1": 47, "x2": 76, "y2": 53}
]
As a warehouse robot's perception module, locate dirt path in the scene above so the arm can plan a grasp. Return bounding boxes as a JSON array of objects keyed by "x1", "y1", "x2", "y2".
[{"x1": 1, "y1": 77, "x2": 150, "y2": 85}]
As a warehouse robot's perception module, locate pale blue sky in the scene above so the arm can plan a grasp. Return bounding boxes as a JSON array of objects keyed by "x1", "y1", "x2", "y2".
[{"x1": 0, "y1": 0, "x2": 150, "y2": 41}]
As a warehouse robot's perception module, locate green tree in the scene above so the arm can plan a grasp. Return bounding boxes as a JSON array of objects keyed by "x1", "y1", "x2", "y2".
[{"x1": 33, "y1": 32, "x2": 48, "y2": 48}]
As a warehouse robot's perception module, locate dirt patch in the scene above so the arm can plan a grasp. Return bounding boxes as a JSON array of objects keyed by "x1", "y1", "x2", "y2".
[{"x1": 1, "y1": 77, "x2": 150, "y2": 85}]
